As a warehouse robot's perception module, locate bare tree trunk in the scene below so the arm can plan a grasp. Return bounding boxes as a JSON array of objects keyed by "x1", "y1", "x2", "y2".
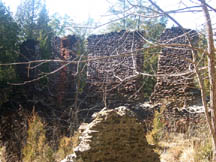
[
  {"x1": 148, "y1": 0, "x2": 216, "y2": 160},
  {"x1": 200, "y1": 0, "x2": 216, "y2": 161}
]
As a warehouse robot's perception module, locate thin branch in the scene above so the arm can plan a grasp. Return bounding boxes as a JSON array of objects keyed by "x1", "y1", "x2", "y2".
[
  {"x1": 147, "y1": 0, "x2": 183, "y2": 28},
  {"x1": 0, "y1": 43, "x2": 202, "y2": 66},
  {"x1": 8, "y1": 61, "x2": 73, "y2": 86},
  {"x1": 197, "y1": 0, "x2": 216, "y2": 13}
]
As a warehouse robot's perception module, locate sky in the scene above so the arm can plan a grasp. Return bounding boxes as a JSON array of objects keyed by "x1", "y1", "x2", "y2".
[
  {"x1": 2, "y1": 0, "x2": 215, "y2": 31},
  {"x1": 2, "y1": 0, "x2": 110, "y2": 22}
]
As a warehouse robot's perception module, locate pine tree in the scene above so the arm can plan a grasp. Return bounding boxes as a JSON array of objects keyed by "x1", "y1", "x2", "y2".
[
  {"x1": 0, "y1": 0, "x2": 19, "y2": 105},
  {"x1": 16, "y1": 0, "x2": 43, "y2": 39},
  {"x1": 36, "y1": 4, "x2": 53, "y2": 59},
  {"x1": 16, "y1": 0, "x2": 54, "y2": 60},
  {"x1": 0, "y1": 0, "x2": 19, "y2": 62},
  {"x1": 107, "y1": 0, "x2": 167, "y2": 34}
]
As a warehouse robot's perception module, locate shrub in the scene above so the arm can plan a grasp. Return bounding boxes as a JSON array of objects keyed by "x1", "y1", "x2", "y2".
[
  {"x1": 22, "y1": 110, "x2": 80, "y2": 162},
  {"x1": 54, "y1": 132, "x2": 80, "y2": 161},
  {"x1": 147, "y1": 104, "x2": 166, "y2": 144},
  {"x1": 22, "y1": 111, "x2": 55, "y2": 162}
]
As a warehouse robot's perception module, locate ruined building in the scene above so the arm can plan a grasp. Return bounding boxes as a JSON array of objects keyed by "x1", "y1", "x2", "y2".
[
  {"x1": 0, "y1": 28, "x2": 203, "y2": 162},
  {"x1": 87, "y1": 30, "x2": 146, "y2": 106},
  {"x1": 51, "y1": 28, "x2": 200, "y2": 108},
  {"x1": 150, "y1": 27, "x2": 200, "y2": 106}
]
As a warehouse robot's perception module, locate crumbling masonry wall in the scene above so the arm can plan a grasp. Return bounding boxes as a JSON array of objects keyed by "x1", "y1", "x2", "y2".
[
  {"x1": 1, "y1": 28, "x2": 203, "y2": 162},
  {"x1": 87, "y1": 30, "x2": 145, "y2": 105},
  {"x1": 51, "y1": 35, "x2": 82, "y2": 107},
  {"x1": 62, "y1": 106, "x2": 159, "y2": 162},
  {"x1": 87, "y1": 30, "x2": 145, "y2": 82},
  {"x1": 151, "y1": 27, "x2": 199, "y2": 106},
  {"x1": 52, "y1": 29, "x2": 200, "y2": 107}
]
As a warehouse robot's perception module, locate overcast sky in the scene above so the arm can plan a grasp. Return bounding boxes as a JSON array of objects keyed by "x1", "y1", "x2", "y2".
[{"x1": 2, "y1": 0, "x2": 215, "y2": 30}]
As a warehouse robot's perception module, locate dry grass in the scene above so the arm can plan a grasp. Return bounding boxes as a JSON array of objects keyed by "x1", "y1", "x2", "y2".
[
  {"x1": 22, "y1": 111, "x2": 55, "y2": 162},
  {"x1": 159, "y1": 133, "x2": 196, "y2": 162},
  {"x1": 0, "y1": 146, "x2": 6, "y2": 162},
  {"x1": 146, "y1": 100, "x2": 212, "y2": 162},
  {"x1": 54, "y1": 131, "x2": 80, "y2": 161},
  {"x1": 22, "y1": 111, "x2": 81, "y2": 162},
  {"x1": 155, "y1": 131, "x2": 212, "y2": 162},
  {"x1": 146, "y1": 105, "x2": 166, "y2": 145}
]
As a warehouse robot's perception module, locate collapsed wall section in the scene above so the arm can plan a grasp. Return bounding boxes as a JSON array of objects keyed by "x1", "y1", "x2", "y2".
[
  {"x1": 62, "y1": 106, "x2": 159, "y2": 162},
  {"x1": 150, "y1": 27, "x2": 200, "y2": 106}
]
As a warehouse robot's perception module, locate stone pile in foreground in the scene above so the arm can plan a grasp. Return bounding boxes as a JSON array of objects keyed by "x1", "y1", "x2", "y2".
[{"x1": 61, "y1": 106, "x2": 159, "y2": 162}]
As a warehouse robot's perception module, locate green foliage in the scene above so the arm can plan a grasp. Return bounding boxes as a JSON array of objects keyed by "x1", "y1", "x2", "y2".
[
  {"x1": 108, "y1": 0, "x2": 142, "y2": 31},
  {"x1": 37, "y1": 4, "x2": 53, "y2": 58},
  {"x1": 49, "y1": 13, "x2": 95, "y2": 38},
  {"x1": 107, "y1": 0, "x2": 167, "y2": 32},
  {"x1": 142, "y1": 48, "x2": 159, "y2": 98},
  {"x1": 143, "y1": 19, "x2": 166, "y2": 41},
  {"x1": 16, "y1": 0, "x2": 54, "y2": 78},
  {"x1": 0, "y1": 1, "x2": 19, "y2": 63},
  {"x1": 141, "y1": 21, "x2": 165, "y2": 98},
  {"x1": 0, "y1": 1, "x2": 19, "y2": 105},
  {"x1": 196, "y1": 33, "x2": 210, "y2": 95},
  {"x1": 16, "y1": 0, "x2": 54, "y2": 56},
  {"x1": 49, "y1": 13, "x2": 74, "y2": 37},
  {"x1": 16, "y1": 0, "x2": 44, "y2": 39}
]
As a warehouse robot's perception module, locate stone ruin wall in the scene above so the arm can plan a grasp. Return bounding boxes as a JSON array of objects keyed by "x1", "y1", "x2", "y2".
[
  {"x1": 52, "y1": 28, "x2": 201, "y2": 108},
  {"x1": 87, "y1": 30, "x2": 145, "y2": 105},
  {"x1": 30, "y1": 28, "x2": 205, "y2": 133},
  {"x1": 149, "y1": 27, "x2": 204, "y2": 134},
  {"x1": 16, "y1": 28, "x2": 202, "y2": 117},
  {"x1": 56, "y1": 35, "x2": 81, "y2": 106},
  {"x1": 62, "y1": 106, "x2": 160, "y2": 162},
  {"x1": 87, "y1": 30, "x2": 144, "y2": 83},
  {"x1": 48, "y1": 30, "x2": 147, "y2": 109},
  {"x1": 1, "y1": 28, "x2": 205, "y2": 162},
  {"x1": 150, "y1": 27, "x2": 200, "y2": 106},
  {"x1": 51, "y1": 35, "x2": 82, "y2": 107},
  {"x1": 61, "y1": 104, "x2": 205, "y2": 162}
]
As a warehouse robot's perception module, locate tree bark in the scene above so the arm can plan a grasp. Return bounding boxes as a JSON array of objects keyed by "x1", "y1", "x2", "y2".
[{"x1": 200, "y1": 0, "x2": 216, "y2": 161}]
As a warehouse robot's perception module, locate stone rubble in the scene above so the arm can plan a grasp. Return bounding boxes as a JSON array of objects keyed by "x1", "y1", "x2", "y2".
[{"x1": 61, "y1": 106, "x2": 160, "y2": 162}]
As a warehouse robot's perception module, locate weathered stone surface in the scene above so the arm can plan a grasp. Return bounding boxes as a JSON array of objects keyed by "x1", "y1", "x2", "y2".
[
  {"x1": 87, "y1": 30, "x2": 146, "y2": 104},
  {"x1": 51, "y1": 35, "x2": 82, "y2": 106},
  {"x1": 87, "y1": 30, "x2": 145, "y2": 82},
  {"x1": 61, "y1": 106, "x2": 160, "y2": 162},
  {"x1": 154, "y1": 102, "x2": 205, "y2": 133},
  {"x1": 56, "y1": 35, "x2": 81, "y2": 105},
  {"x1": 150, "y1": 27, "x2": 200, "y2": 106}
]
